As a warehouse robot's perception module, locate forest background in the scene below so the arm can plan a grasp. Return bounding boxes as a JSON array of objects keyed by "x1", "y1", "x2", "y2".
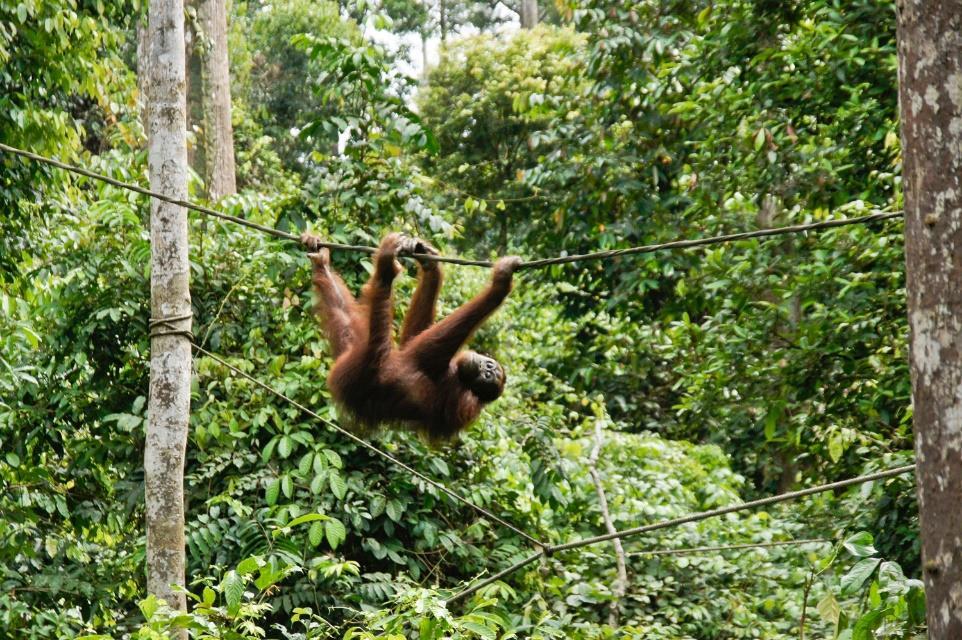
[{"x1": 0, "y1": 0, "x2": 924, "y2": 638}]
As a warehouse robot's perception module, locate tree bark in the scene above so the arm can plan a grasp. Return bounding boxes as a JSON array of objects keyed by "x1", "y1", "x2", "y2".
[
  {"x1": 896, "y1": 1, "x2": 962, "y2": 637},
  {"x1": 144, "y1": 0, "x2": 191, "y2": 627},
  {"x1": 198, "y1": 0, "x2": 236, "y2": 199},
  {"x1": 520, "y1": 0, "x2": 538, "y2": 28}
]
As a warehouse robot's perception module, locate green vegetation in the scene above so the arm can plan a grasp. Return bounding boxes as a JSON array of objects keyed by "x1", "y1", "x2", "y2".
[{"x1": 0, "y1": 0, "x2": 923, "y2": 638}]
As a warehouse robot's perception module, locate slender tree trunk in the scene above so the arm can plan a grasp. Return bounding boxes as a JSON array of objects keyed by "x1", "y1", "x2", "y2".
[
  {"x1": 520, "y1": 0, "x2": 538, "y2": 28},
  {"x1": 198, "y1": 0, "x2": 236, "y2": 199},
  {"x1": 185, "y1": 0, "x2": 204, "y2": 177},
  {"x1": 420, "y1": 29, "x2": 429, "y2": 78},
  {"x1": 896, "y1": 1, "x2": 962, "y2": 636},
  {"x1": 439, "y1": 0, "x2": 448, "y2": 42},
  {"x1": 588, "y1": 420, "x2": 628, "y2": 627},
  {"x1": 137, "y1": 19, "x2": 150, "y2": 132},
  {"x1": 145, "y1": 0, "x2": 191, "y2": 627}
]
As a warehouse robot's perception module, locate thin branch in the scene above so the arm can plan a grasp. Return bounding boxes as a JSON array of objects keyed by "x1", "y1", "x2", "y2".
[{"x1": 587, "y1": 420, "x2": 628, "y2": 627}]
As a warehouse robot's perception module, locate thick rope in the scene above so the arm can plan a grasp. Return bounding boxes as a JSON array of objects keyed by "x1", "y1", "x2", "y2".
[
  {"x1": 190, "y1": 343, "x2": 543, "y2": 547},
  {"x1": 148, "y1": 313, "x2": 195, "y2": 341},
  {"x1": 0, "y1": 143, "x2": 903, "y2": 269}
]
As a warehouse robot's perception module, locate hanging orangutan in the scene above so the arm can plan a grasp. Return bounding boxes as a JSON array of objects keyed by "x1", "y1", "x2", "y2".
[{"x1": 302, "y1": 232, "x2": 521, "y2": 442}]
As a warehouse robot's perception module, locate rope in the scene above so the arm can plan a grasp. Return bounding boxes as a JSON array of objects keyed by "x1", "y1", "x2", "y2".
[
  {"x1": 190, "y1": 343, "x2": 543, "y2": 547},
  {"x1": 0, "y1": 142, "x2": 904, "y2": 270},
  {"x1": 0, "y1": 143, "x2": 301, "y2": 244},
  {"x1": 517, "y1": 211, "x2": 903, "y2": 269},
  {"x1": 627, "y1": 538, "x2": 830, "y2": 557},
  {"x1": 148, "y1": 313, "x2": 195, "y2": 341},
  {"x1": 448, "y1": 463, "x2": 915, "y2": 603}
]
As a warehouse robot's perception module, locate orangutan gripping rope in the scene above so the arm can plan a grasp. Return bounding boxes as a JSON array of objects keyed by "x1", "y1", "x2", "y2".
[{"x1": 302, "y1": 232, "x2": 521, "y2": 442}]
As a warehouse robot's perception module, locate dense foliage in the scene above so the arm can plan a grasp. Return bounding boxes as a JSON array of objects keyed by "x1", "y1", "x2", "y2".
[{"x1": 0, "y1": 0, "x2": 923, "y2": 638}]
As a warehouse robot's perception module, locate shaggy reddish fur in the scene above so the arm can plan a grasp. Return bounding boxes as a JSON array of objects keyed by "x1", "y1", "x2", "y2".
[{"x1": 306, "y1": 233, "x2": 518, "y2": 442}]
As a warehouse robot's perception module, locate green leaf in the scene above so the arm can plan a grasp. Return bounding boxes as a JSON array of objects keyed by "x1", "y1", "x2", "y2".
[
  {"x1": 237, "y1": 556, "x2": 261, "y2": 576},
  {"x1": 202, "y1": 586, "x2": 216, "y2": 606},
  {"x1": 461, "y1": 622, "x2": 496, "y2": 638},
  {"x1": 324, "y1": 518, "x2": 347, "y2": 549},
  {"x1": 386, "y1": 499, "x2": 403, "y2": 522},
  {"x1": 370, "y1": 495, "x2": 386, "y2": 517},
  {"x1": 841, "y1": 558, "x2": 881, "y2": 595},
  {"x1": 816, "y1": 593, "x2": 840, "y2": 625},
  {"x1": 309, "y1": 520, "x2": 325, "y2": 547},
  {"x1": 828, "y1": 430, "x2": 844, "y2": 462},
  {"x1": 329, "y1": 472, "x2": 347, "y2": 499},
  {"x1": 323, "y1": 449, "x2": 342, "y2": 468},
  {"x1": 265, "y1": 478, "x2": 280, "y2": 506},
  {"x1": 852, "y1": 607, "x2": 888, "y2": 640},
  {"x1": 261, "y1": 437, "x2": 279, "y2": 462},
  {"x1": 842, "y1": 532, "x2": 877, "y2": 558},
  {"x1": 222, "y1": 570, "x2": 244, "y2": 614},
  {"x1": 754, "y1": 127, "x2": 767, "y2": 151},
  {"x1": 419, "y1": 617, "x2": 437, "y2": 640},
  {"x1": 298, "y1": 452, "x2": 314, "y2": 475},
  {"x1": 139, "y1": 594, "x2": 160, "y2": 620},
  {"x1": 310, "y1": 472, "x2": 326, "y2": 494},
  {"x1": 278, "y1": 435, "x2": 293, "y2": 459},
  {"x1": 287, "y1": 512, "x2": 328, "y2": 528}
]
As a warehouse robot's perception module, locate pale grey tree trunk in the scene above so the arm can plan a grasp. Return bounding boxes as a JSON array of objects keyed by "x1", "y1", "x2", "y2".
[
  {"x1": 137, "y1": 19, "x2": 150, "y2": 133},
  {"x1": 198, "y1": 0, "x2": 236, "y2": 199},
  {"x1": 420, "y1": 29, "x2": 430, "y2": 79},
  {"x1": 588, "y1": 420, "x2": 627, "y2": 627},
  {"x1": 520, "y1": 0, "x2": 538, "y2": 28},
  {"x1": 896, "y1": 1, "x2": 962, "y2": 636},
  {"x1": 145, "y1": 0, "x2": 191, "y2": 626}
]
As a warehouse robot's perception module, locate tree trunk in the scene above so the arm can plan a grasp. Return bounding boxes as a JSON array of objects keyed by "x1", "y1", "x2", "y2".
[
  {"x1": 185, "y1": 0, "x2": 203, "y2": 177},
  {"x1": 588, "y1": 420, "x2": 628, "y2": 627},
  {"x1": 896, "y1": 1, "x2": 962, "y2": 636},
  {"x1": 439, "y1": 0, "x2": 448, "y2": 42},
  {"x1": 520, "y1": 0, "x2": 538, "y2": 28},
  {"x1": 198, "y1": 0, "x2": 236, "y2": 199},
  {"x1": 420, "y1": 29, "x2": 430, "y2": 78},
  {"x1": 144, "y1": 0, "x2": 191, "y2": 627},
  {"x1": 136, "y1": 19, "x2": 150, "y2": 132}
]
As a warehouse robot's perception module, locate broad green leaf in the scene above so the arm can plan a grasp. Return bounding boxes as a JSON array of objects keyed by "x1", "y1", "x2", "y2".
[
  {"x1": 325, "y1": 518, "x2": 347, "y2": 549},
  {"x1": 222, "y1": 570, "x2": 244, "y2": 614},
  {"x1": 309, "y1": 520, "x2": 325, "y2": 547},
  {"x1": 842, "y1": 532, "x2": 877, "y2": 558},
  {"x1": 386, "y1": 499, "x2": 403, "y2": 522},
  {"x1": 265, "y1": 478, "x2": 280, "y2": 506},
  {"x1": 287, "y1": 513, "x2": 328, "y2": 528},
  {"x1": 852, "y1": 607, "x2": 888, "y2": 640},
  {"x1": 828, "y1": 430, "x2": 844, "y2": 462},
  {"x1": 237, "y1": 556, "x2": 261, "y2": 576},
  {"x1": 816, "y1": 593, "x2": 840, "y2": 625},
  {"x1": 329, "y1": 472, "x2": 347, "y2": 499},
  {"x1": 841, "y1": 558, "x2": 881, "y2": 595}
]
